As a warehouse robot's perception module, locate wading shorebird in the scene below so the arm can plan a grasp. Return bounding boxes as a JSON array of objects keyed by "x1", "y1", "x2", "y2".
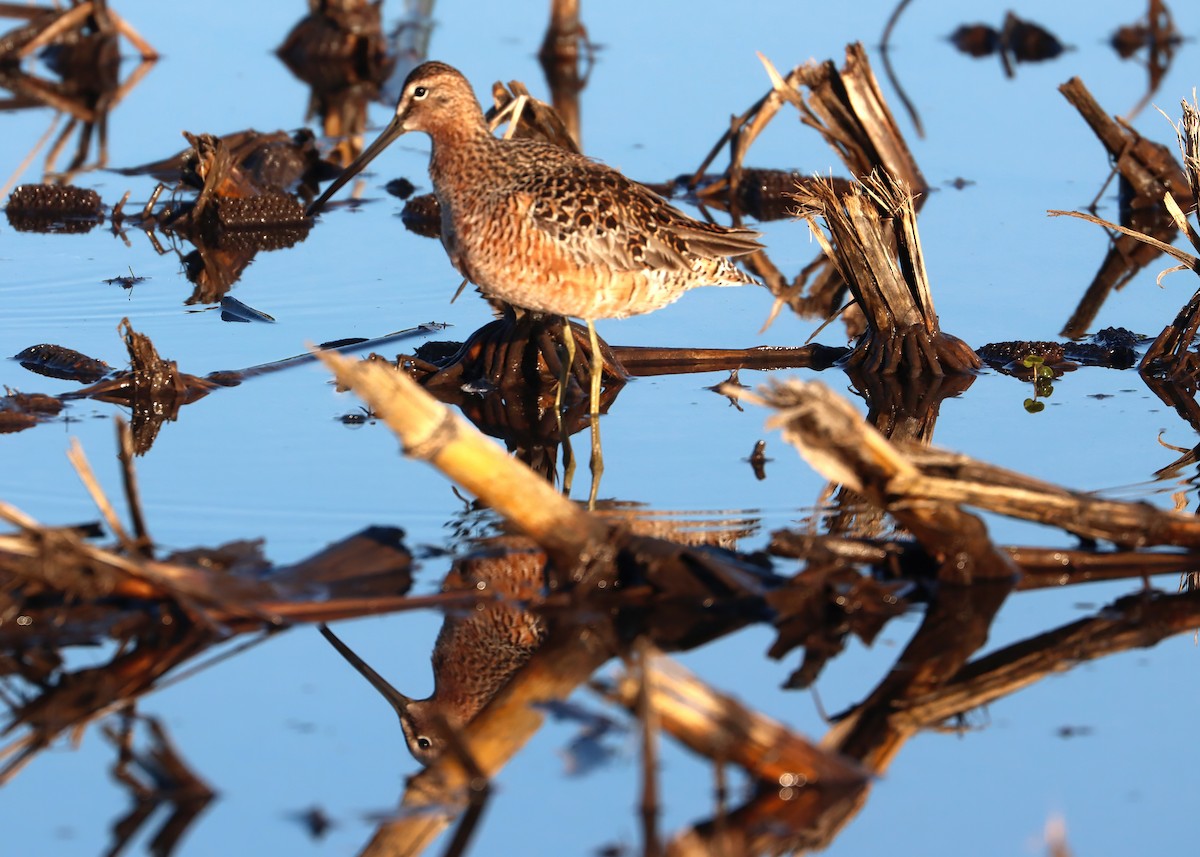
[{"x1": 308, "y1": 61, "x2": 761, "y2": 498}]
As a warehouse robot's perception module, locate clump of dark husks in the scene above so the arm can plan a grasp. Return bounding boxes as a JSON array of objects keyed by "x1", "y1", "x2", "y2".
[
  {"x1": 5, "y1": 184, "x2": 103, "y2": 233},
  {"x1": 119, "y1": 128, "x2": 337, "y2": 201},
  {"x1": 145, "y1": 132, "x2": 313, "y2": 239},
  {"x1": 978, "y1": 327, "x2": 1144, "y2": 377},
  {"x1": 113, "y1": 129, "x2": 339, "y2": 302},
  {"x1": 13, "y1": 343, "x2": 111, "y2": 384},
  {"x1": 948, "y1": 11, "x2": 1066, "y2": 74}
]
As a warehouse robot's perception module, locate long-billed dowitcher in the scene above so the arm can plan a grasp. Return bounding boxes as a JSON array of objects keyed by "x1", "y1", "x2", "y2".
[{"x1": 309, "y1": 61, "x2": 761, "y2": 494}]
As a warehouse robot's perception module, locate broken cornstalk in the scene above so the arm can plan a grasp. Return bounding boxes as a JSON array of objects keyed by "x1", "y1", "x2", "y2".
[{"x1": 794, "y1": 170, "x2": 981, "y2": 377}]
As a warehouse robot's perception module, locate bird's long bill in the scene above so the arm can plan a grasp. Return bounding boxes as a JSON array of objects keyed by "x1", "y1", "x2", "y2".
[
  {"x1": 307, "y1": 115, "x2": 407, "y2": 216},
  {"x1": 319, "y1": 624, "x2": 414, "y2": 717}
]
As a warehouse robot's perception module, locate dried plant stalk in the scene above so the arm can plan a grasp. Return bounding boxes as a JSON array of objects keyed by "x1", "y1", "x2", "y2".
[
  {"x1": 794, "y1": 171, "x2": 980, "y2": 377},
  {"x1": 743, "y1": 378, "x2": 1200, "y2": 551},
  {"x1": 1059, "y1": 77, "x2": 1189, "y2": 205},
  {"x1": 761, "y1": 44, "x2": 925, "y2": 191},
  {"x1": 316, "y1": 350, "x2": 610, "y2": 572},
  {"x1": 1050, "y1": 95, "x2": 1200, "y2": 378}
]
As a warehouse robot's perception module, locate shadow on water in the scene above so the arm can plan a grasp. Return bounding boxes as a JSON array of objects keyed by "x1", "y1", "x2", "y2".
[{"x1": 4, "y1": 1, "x2": 1200, "y2": 855}]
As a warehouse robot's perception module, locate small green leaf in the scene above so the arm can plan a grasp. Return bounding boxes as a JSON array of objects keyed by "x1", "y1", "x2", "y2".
[
  {"x1": 1024, "y1": 398, "x2": 1045, "y2": 413},
  {"x1": 1021, "y1": 354, "x2": 1044, "y2": 368}
]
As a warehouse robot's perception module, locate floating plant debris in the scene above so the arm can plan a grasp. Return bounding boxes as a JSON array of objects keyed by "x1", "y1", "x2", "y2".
[
  {"x1": 13, "y1": 344, "x2": 112, "y2": 383},
  {"x1": 385, "y1": 176, "x2": 416, "y2": 198},
  {"x1": 0, "y1": 390, "x2": 62, "y2": 433},
  {"x1": 117, "y1": 128, "x2": 337, "y2": 193},
  {"x1": 5, "y1": 184, "x2": 103, "y2": 233},
  {"x1": 948, "y1": 12, "x2": 1066, "y2": 71},
  {"x1": 219, "y1": 296, "x2": 277, "y2": 324},
  {"x1": 401, "y1": 192, "x2": 442, "y2": 237},
  {"x1": 103, "y1": 267, "x2": 147, "y2": 289}
]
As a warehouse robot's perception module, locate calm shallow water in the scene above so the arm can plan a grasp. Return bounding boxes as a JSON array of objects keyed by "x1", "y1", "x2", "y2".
[{"x1": 2, "y1": 1, "x2": 1198, "y2": 855}]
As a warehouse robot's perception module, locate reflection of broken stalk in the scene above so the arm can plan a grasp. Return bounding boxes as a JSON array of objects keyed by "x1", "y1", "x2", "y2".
[
  {"x1": 12, "y1": 2, "x2": 158, "y2": 62},
  {"x1": 600, "y1": 644, "x2": 866, "y2": 788}
]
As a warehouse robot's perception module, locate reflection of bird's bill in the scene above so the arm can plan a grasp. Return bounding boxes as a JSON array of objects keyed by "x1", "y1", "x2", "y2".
[
  {"x1": 319, "y1": 623, "x2": 413, "y2": 714},
  {"x1": 307, "y1": 116, "x2": 408, "y2": 217}
]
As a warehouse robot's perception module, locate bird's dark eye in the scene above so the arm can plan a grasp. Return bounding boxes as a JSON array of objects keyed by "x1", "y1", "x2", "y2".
[
  {"x1": 417, "y1": 736, "x2": 432, "y2": 749},
  {"x1": 413, "y1": 86, "x2": 428, "y2": 99}
]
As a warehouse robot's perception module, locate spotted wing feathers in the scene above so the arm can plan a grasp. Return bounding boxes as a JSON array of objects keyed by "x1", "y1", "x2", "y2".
[{"x1": 516, "y1": 154, "x2": 761, "y2": 275}]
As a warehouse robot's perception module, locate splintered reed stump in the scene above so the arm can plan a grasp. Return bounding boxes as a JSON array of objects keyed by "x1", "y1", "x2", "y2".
[
  {"x1": 689, "y1": 43, "x2": 925, "y2": 219},
  {"x1": 794, "y1": 170, "x2": 980, "y2": 377},
  {"x1": 761, "y1": 44, "x2": 926, "y2": 193}
]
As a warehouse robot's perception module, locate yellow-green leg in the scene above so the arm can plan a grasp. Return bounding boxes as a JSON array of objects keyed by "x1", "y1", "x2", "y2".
[
  {"x1": 557, "y1": 319, "x2": 576, "y2": 496},
  {"x1": 586, "y1": 319, "x2": 604, "y2": 510}
]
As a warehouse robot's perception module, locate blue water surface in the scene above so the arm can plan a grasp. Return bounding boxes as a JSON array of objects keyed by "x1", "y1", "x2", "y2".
[{"x1": 1, "y1": 1, "x2": 1197, "y2": 855}]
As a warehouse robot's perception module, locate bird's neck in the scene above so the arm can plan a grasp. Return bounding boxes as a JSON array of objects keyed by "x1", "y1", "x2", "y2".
[{"x1": 428, "y1": 121, "x2": 495, "y2": 179}]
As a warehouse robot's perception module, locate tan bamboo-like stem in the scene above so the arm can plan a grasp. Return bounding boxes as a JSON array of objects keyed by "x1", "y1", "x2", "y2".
[{"x1": 316, "y1": 350, "x2": 610, "y2": 573}]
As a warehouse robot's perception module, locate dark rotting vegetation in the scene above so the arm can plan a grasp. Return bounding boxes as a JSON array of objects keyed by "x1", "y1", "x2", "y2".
[
  {"x1": 978, "y1": 327, "x2": 1144, "y2": 375},
  {"x1": 949, "y1": 12, "x2": 1067, "y2": 74},
  {"x1": 5, "y1": 183, "x2": 103, "y2": 232},
  {"x1": 14, "y1": 343, "x2": 112, "y2": 383},
  {"x1": 117, "y1": 128, "x2": 338, "y2": 196}
]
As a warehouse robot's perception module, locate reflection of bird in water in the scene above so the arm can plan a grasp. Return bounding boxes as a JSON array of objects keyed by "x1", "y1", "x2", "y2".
[
  {"x1": 308, "y1": 61, "x2": 761, "y2": 498},
  {"x1": 320, "y1": 540, "x2": 545, "y2": 764}
]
